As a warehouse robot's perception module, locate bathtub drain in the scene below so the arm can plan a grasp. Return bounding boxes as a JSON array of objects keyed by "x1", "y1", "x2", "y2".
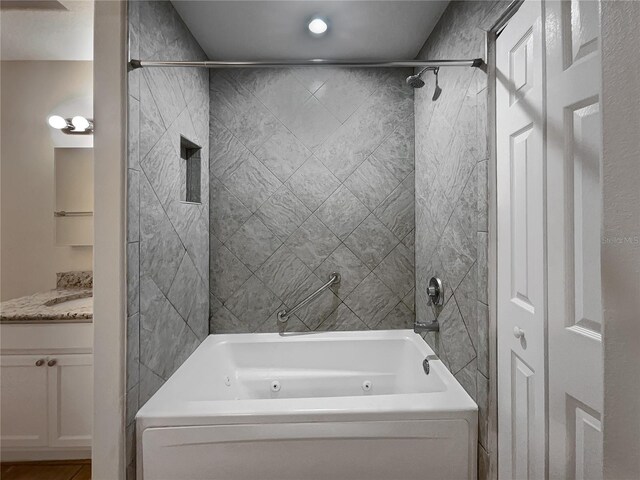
[{"x1": 270, "y1": 380, "x2": 281, "y2": 392}]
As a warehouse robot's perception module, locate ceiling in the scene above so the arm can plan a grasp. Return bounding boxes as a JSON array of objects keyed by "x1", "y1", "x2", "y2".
[
  {"x1": 0, "y1": 0, "x2": 93, "y2": 61},
  {"x1": 170, "y1": 1, "x2": 449, "y2": 61}
]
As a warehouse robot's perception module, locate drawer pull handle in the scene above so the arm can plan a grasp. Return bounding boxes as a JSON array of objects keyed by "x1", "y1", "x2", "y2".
[
  {"x1": 35, "y1": 359, "x2": 45, "y2": 367},
  {"x1": 47, "y1": 359, "x2": 57, "y2": 367}
]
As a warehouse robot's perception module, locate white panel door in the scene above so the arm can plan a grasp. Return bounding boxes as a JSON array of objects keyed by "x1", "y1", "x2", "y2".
[
  {"x1": 47, "y1": 354, "x2": 93, "y2": 447},
  {"x1": 496, "y1": 1, "x2": 547, "y2": 478},
  {"x1": 0, "y1": 355, "x2": 49, "y2": 447},
  {"x1": 545, "y1": 1, "x2": 603, "y2": 479}
]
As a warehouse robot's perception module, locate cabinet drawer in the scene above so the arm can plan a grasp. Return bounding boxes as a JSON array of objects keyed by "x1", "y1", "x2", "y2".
[{"x1": 0, "y1": 323, "x2": 93, "y2": 353}]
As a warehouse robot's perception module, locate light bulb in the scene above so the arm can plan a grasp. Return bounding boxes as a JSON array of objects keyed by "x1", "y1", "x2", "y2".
[
  {"x1": 71, "y1": 116, "x2": 90, "y2": 131},
  {"x1": 48, "y1": 115, "x2": 68, "y2": 129},
  {"x1": 308, "y1": 18, "x2": 328, "y2": 35}
]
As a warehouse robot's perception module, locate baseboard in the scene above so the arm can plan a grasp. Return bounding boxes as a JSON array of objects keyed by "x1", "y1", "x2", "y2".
[{"x1": 0, "y1": 449, "x2": 91, "y2": 462}]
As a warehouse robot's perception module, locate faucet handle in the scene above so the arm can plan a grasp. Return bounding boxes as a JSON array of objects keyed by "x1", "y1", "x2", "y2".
[{"x1": 427, "y1": 277, "x2": 443, "y2": 306}]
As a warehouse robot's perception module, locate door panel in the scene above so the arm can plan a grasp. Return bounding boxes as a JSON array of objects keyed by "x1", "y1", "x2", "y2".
[
  {"x1": 47, "y1": 354, "x2": 93, "y2": 447},
  {"x1": 496, "y1": 1, "x2": 546, "y2": 478},
  {"x1": 0, "y1": 355, "x2": 49, "y2": 447},
  {"x1": 546, "y1": 1, "x2": 603, "y2": 478}
]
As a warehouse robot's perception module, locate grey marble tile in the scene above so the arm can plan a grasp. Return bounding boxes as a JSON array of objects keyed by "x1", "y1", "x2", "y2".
[
  {"x1": 210, "y1": 304, "x2": 246, "y2": 334},
  {"x1": 453, "y1": 77, "x2": 480, "y2": 161},
  {"x1": 344, "y1": 273, "x2": 400, "y2": 328},
  {"x1": 285, "y1": 215, "x2": 340, "y2": 270},
  {"x1": 128, "y1": 97, "x2": 140, "y2": 171},
  {"x1": 139, "y1": 174, "x2": 185, "y2": 295},
  {"x1": 402, "y1": 288, "x2": 415, "y2": 312},
  {"x1": 255, "y1": 124, "x2": 311, "y2": 182},
  {"x1": 290, "y1": 66, "x2": 335, "y2": 94},
  {"x1": 455, "y1": 262, "x2": 478, "y2": 349},
  {"x1": 224, "y1": 276, "x2": 281, "y2": 331},
  {"x1": 127, "y1": 169, "x2": 140, "y2": 242},
  {"x1": 376, "y1": 302, "x2": 414, "y2": 329},
  {"x1": 209, "y1": 116, "x2": 252, "y2": 181},
  {"x1": 477, "y1": 300, "x2": 490, "y2": 378},
  {"x1": 453, "y1": 164, "x2": 478, "y2": 248},
  {"x1": 285, "y1": 156, "x2": 341, "y2": 211},
  {"x1": 127, "y1": 242, "x2": 140, "y2": 317},
  {"x1": 372, "y1": 120, "x2": 415, "y2": 181},
  {"x1": 478, "y1": 444, "x2": 490, "y2": 480},
  {"x1": 126, "y1": 313, "x2": 139, "y2": 392},
  {"x1": 126, "y1": 382, "x2": 138, "y2": 427},
  {"x1": 209, "y1": 178, "x2": 251, "y2": 243},
  {"x1": 209, "y1": 72, "x2": 279, "y2": 153},
  {"x1": 440, "y1": 135, "x2": 476, "y2": 207},
  {"x1": 402, "y1": 229, "x2": 415, "y2": 250},
  {"x1": 317, "y1": 303, "x2": 368, "y2": 331},
  {"x1": 226, "y1": 216, "x2": 283, "y2": 272},
  {"x1": 315, "y1": 244, "x2": 371, "y2": 300},
  {"x1": 138, "y1": 0, "x2": 183, "y2": 59},
  {"x1": 477, "y1": 160, "x2": 488, "y2": 232},
  {"x1": 316, "y1": 186, "x2": 369, "y2": 241},
  {"x1": 167, "y1": 251, "x2": 199, "y2": 321},
  {"x1": 344, "y1": 214, "x2": 399, "y2": 270},
  {"x1": 477, "y1": 87, "x2": 489, "y2": 162},
  {"x1": 139, "y1": 276, "x2": 197, "y2": 380},
  {"x1": 255, "y1": 245, "x2": 313, "y2": 305},
  {"x1": 314, "y1": 68, "x2": 384, "y2": 123},
  {"x1": 374, "y1": 184, "x2": 415, "y2": 240},
  {"x1": 187, "y1": 276, "x2": 209, "y2": 340},
  {"x1": 373, "y1": 242, "x2": 415, "y2": 298},
  {"x1": 255, "y1": 186, "x2": 311, "y2": 242},
  {"x1": 344, "y1": 157, "x2": 400, "y2": 211},
  {"x1": 209, "y1": 235, "x2": 252, "y2": 302},
  {"x1": 183, "y1": 208, "x2": 209, "y2": 283},
  {"x1": 291, "y1": 275, "x2": 342, "y2": 330},
  {"x1": 435, "y1": 214, "x2": 476, "y2": 295},
  {"x1": 138, "y1": 363, "x2": 164, "y2": 408},
  {"x1": 243, "y1": 69, "x2": 311, "y2": 125},
  {"x1": 283, "y1": 96, "x2": 341, "y2": 150},
  {"x1": 222, "y1": 155, "x2": 282, "y2": 213},
  {"x1": 455, "y1": 358, "x2": 477, "y2": 401},
  {"x1": 143, "y1": 67, "x2": 186, "y2": 128},
  {"x1": 140, "y1": 131, "x2": 179, "y2": 209},
  {"x1": 477, "y1": 371, "x2": 489, "y2": 450},
  {"x1": 478, "y1": 232, "x2": 488, "y2": 305},
  {"x1": 315, "y1": 75, "x2": 413, "y2": 178},
  {"x1": 438, "y1": 296, "x2": 476, "y2": 375},
  {"x1": 402, "y1": 170, "x2": 416, "y2": 195}
]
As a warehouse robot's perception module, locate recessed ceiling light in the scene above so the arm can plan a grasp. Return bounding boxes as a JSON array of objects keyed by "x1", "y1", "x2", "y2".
[{"x1": 308, "y1": 17, "x2": 328, "y2": 35}]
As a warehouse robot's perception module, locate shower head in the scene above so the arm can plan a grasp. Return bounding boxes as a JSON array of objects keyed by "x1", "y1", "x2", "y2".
[
  {"x1": 406, "y1": 74, "x2": 426, "y2": 88},
  {"x1": 406, "y1": 66, "x2": 439, "y2": 89}
]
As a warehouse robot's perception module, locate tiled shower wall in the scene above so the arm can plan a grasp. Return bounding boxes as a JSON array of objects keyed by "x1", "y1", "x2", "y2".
[
  {"x1": 208, "y1": 68, "x2": 416, "y2": 333},
  {"x1": 414, "y1": 2, "x2": 510, "y2": 479},
  {"x1": 126, "y1": 1, "x2": 209, "y2": 476}
]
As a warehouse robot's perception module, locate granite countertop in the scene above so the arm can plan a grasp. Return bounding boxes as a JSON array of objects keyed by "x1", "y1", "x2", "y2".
[{"x1": 0, "y1": 288, "x2": 93, "y2": 324}]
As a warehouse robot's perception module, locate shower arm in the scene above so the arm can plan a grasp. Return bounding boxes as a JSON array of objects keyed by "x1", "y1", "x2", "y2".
[{"x1": 129, "y1": 58, "x2": 484, "y2": 69}]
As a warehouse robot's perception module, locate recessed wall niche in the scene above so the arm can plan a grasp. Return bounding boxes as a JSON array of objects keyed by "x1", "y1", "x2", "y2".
[{"x1": 180, "y1": 135, "x2": 202, "y2": 204}]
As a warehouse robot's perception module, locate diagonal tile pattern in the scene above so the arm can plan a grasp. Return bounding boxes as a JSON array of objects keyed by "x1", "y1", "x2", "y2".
[
  {"x1": 127, "y1": 3, "x2": 210, "y2": 476},
  {"x1": 209, "y1": 67, "x2": 415, "y2": 333}
]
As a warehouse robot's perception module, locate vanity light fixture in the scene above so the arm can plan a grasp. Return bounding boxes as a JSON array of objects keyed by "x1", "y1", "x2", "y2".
[
  {"x1": 308, "y1": 17, "x2": 328, "y2": 35},
  {"x1": 48, "y1": 115, "x2": 94, "y2": 135}
]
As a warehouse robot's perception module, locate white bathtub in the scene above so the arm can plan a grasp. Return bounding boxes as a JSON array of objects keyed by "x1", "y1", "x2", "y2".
[{"x1": 136, "y1": 330, "x2": 477, "y2": 480}]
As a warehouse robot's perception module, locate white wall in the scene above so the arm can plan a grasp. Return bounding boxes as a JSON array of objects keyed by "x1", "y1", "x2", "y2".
[
  {"x1": 601, "y1": 1, "x2": 640, "y2": 478},
  {"x1": 1, "y1": 61, "x2": 93, "y2": 301}
]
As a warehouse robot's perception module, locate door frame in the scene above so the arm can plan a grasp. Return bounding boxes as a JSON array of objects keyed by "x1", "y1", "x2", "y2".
[
  {"x1": 93, "y1": 1, "x2": 128, "y2": 479},
  {"x1": 484, "y1": 3, "x2": 526, "y2": 479}
]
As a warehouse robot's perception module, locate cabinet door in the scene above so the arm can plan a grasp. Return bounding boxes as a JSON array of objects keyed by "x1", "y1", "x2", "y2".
[
  {"x1": 0, "y1": 355, "x2": 49, "y2": 447},
  {"x1": 47, "y1": 354, "x2": 93, "y2": 447}
]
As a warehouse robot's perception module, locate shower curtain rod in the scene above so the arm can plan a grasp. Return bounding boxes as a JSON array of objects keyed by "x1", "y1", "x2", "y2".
[{"x1": 129, "y1": 58, "x2": 484, "y2": 69}]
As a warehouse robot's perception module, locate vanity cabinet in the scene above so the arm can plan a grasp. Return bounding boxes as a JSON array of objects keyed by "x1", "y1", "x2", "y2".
[{"x1": 0, "y1": 322, "x2": 93, "y2": 460}]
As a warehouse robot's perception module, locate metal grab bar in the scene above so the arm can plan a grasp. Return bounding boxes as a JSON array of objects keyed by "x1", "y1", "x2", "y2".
[{"x1": 277, "y1": 272, "x2": 341, "y2": 324}]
